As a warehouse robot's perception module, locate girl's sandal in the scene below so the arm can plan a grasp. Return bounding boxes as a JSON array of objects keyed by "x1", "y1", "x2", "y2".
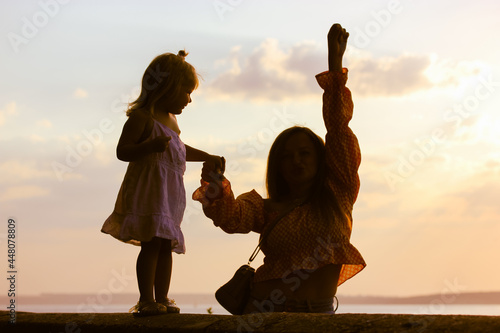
[
  {"x1": 157, "y1": 298, "x2": 180, "y2": 313},
  {"x1": 129, "y1": 301, "x2": 168, "y2": 317}
]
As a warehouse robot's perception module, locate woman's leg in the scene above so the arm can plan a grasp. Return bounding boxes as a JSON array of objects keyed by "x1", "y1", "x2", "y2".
[
  {"x1": 136, "y1": 237, "x2": 162, "y2": 302},
  {"x1": 242, "y1": 264, "x2": 342, "y2": 314},
  {"x1": 154, "y1": 238, "x2": 173, "y2": 302}
]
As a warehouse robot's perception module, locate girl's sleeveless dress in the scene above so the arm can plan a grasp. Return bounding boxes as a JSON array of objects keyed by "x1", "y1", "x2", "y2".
[{"x1": 101, "y1": 119, "x2": 186, "y2": 253}]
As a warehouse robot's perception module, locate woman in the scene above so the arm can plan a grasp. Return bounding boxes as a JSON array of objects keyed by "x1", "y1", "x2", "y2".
[{"x1": 193, "y1": 23, "x2": 366, "y2": 314}]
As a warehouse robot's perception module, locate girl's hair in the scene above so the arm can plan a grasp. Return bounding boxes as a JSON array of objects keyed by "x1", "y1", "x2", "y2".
[
  {"x1": 126, "y1": 50, "x2": 199, "y2": 116},
  {"x1": 266, "y1": 126, "x2": 341, "y2": 224}
]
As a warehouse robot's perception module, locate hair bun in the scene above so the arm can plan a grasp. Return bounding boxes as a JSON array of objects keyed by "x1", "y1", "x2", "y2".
[{"x1": 177, "y1": 49, "x2": 188, "y2": 59}]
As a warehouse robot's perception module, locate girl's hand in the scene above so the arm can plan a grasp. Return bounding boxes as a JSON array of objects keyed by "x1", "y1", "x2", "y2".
[
  {"x1": 328, "y1": 23, "x2": 349, "y2": 71},
  {"x1": 201, "y1": 160, "x2": 223, "y2": 182},
  {"x1": 205, "y1": 155, "x2": 226, "y2": 175},
  {"x1": 201, "y1": 158, "x2": 226, "y2": 200},
  {"x1": 149, "y1": 136, "x2": 171, "y2": 153}
]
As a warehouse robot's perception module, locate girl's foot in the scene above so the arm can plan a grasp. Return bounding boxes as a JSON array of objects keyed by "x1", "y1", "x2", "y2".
[
  {"x1": 129, "y1": 301, "x2": 168, "y2": 317},
  {"x1": 157, "y1": 298, "x2": 180, "y2": 313}
]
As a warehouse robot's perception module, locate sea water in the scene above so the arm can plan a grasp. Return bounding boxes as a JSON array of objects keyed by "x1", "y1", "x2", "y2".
[{"x1": 17, "y1": 303, "x2": 500, "y2": 316}]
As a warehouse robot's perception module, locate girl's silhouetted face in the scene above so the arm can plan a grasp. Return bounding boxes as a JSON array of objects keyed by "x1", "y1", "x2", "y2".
[
  {"x1": 280, "y1": 132, "x2": 318, "y2": 192},
  {"x1": 156, "y1": 86, "x2": 193, "y2": 115}
]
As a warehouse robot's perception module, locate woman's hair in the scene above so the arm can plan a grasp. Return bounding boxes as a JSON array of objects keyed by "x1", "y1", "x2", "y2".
[
  {"x1": 266, "y1": 126, "x2": 341, "y2": 223},
  {"x1": 126, "y1": 50, "x2": 199, "y2": 116}
]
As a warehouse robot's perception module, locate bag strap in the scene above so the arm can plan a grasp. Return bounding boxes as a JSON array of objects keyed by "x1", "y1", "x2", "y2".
[{"x1": 247, "y1": 200, "x2": 303, "y2": 264}]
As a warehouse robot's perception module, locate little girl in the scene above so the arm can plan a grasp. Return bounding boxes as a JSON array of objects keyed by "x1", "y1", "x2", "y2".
[{"x1": 101, "y1": 50, "x2": 224, "y2": 316}]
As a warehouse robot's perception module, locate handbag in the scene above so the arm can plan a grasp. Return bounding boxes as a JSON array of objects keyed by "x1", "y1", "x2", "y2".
[
  {"x1": 215, "y1": 264, "x2": 255, "y2": 315},
  {"x1": 215, "y1": 202, "x2": 301, "y2": 315}
]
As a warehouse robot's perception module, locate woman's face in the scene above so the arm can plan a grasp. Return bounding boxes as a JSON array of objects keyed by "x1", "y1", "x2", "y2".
[{"x1": 280, "y1": 132, "x2": 319, "y2": 191}]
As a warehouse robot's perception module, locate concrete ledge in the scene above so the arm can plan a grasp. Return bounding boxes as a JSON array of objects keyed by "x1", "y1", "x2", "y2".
[{"x1": 1, "y1": 311, "x2": 500, "y2": 332}]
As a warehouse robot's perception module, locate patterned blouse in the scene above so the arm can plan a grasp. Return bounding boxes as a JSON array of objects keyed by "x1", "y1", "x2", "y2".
[{"x1": 193, "y1": 69, "x2": 366, "y2": 286}]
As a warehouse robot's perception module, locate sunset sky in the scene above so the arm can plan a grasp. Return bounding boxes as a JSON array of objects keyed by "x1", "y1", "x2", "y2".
[{"x1": 1, "y1": 0, "x2": 500, "y2": 304}]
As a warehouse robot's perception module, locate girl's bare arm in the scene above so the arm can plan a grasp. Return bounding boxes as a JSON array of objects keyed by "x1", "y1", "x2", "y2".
[{"x1": 116, "y1": 112, "x2": 170, "y2": 162}]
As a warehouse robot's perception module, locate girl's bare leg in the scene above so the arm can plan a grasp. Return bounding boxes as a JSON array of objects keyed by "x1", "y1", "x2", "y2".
[
  {"x1": 136, "y1": 237, "x2": 162, "y2": 302},
  {"x1": 154, "y1": 239, "x2": 173, "y2": 302}
]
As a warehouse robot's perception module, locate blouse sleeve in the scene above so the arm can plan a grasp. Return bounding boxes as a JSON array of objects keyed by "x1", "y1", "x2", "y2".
[
  {"x1": 316, "y1": 69, "x2": 361, "y2": 229},
  {"x1": 192, "y1": 179, "x2": 266, "y2": 234}
]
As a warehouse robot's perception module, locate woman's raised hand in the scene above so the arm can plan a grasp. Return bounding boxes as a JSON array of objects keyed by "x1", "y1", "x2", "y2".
[{"x1": 328, "y1": 23, "x2": 349, "y2": 72}]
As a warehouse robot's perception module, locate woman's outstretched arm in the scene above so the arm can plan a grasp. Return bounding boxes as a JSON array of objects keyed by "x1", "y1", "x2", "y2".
[{"x1": 317, "y1": 23, "x2": 361, "y2": 226}]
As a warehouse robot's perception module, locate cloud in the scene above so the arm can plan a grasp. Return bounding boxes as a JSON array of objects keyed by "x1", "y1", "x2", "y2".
[
  {"x1": 348, "y1": 146, "x2": 500, "y2": 294},
  {"x1": 36, "y1": 119, "x2": 53, "y2": 128},
  {"x1": 0, "y1": 185, "x2": 50, "y2": 201},
  {"x1": 347, "y1": 53, "x2": 432, "y2": 96},
  {"x1": 347, "y1": 50, "x2": 486, "y2": 97},
  {"x1": 206, "y1": 40, "x2": 485, "y2": 101},
  {"x1": 73, "y1": 88, "x2": 89, "y2": 99},
  {"x1": 448, "y1": 114, "x2": 500, "y2": 147},
  {"x1": 354, "y1": 138, "x2": 500, "y2": 218},
  {"x1": 28, "y1": 120, "x2": 54, "y2": 142},
  {"x1": 206, "y1": 39, "x2": 324, "y2": 102},
  {"x1": 424, "y1": 53, "x2": 483, "y2": 87},
  {"x1": 0, "y1": 160, "x2": 54, "y2": 184},
  {"x1": 0, "y1": 101, "x2": 17, "y2": 126},
  {"x1": 183, "y1": 135, "x2": 271, "y2": 197},
  {"x1": 29, "y1": 134, "x2": 46, "y2": 142}
]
